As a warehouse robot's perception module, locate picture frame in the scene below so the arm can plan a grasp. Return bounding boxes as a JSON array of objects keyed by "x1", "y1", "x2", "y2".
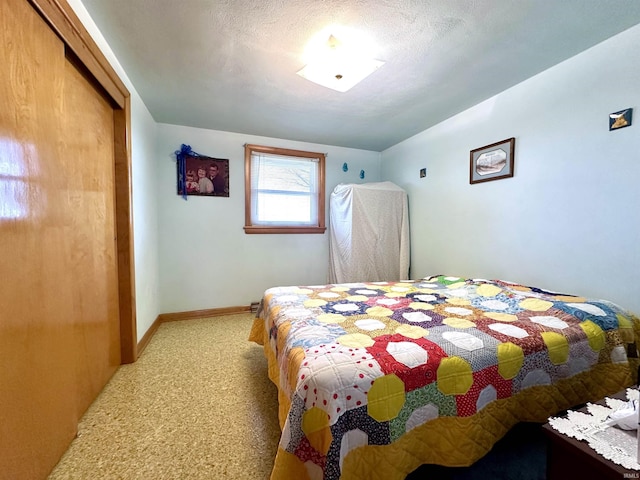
[
  {"x1": 609, "y1": 108, "x2": 633, "y2": 131},
  {"x1": 178, "y1": 154, "x2": 229, "y2": 197},
  {"x1": 469, "y1": 137, "x2": 515, "y2": 184}
]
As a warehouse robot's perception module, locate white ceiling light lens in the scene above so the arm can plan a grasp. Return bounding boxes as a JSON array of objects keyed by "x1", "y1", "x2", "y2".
[
  {"x1": 297, "y1": 58, "x2": 384, "y2": 93},
  {"x1": 297, "y1": 28, "x2": 384, "y2": 92}
]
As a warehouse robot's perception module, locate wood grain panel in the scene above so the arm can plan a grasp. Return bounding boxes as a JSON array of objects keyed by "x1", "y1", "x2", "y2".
[
  {"x1": 0, "y1": 1, "x2": 77, "y2": 477},
  {"x1": 114, "y1": 100, "x2": 137, "y2": 364},
  {"x1": 28, "y1": 0, "x2": 137, "y2": 364},
  {"x1": 61, "y1": 59, "x2": 120, "y2": 417},
  {"x1": 29, "y1": 0, "x2": 127, "y2": 108},
  {"x1": 0, "y1": 0, "x2": 121, "y2": 477}
]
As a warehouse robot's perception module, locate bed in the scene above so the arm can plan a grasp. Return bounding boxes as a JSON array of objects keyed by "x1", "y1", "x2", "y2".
[{"x1": 249, "y1": 275, "x2": 640, "y2": 479}]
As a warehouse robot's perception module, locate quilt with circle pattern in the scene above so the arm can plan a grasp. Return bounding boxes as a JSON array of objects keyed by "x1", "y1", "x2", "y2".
[{"x1": 249, "y1": 275, "x2": 640, "y2": 480}]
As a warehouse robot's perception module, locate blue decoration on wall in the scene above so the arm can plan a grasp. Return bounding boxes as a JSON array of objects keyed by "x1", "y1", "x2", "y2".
[
  {"x1": 342, "y1": 162, "x2": 348, "y2": 172},
  {"x1": 360, "y1": 169, "x2": 365, "y2": 179},
  {"x1": 174, "y1": 144, "x2": 199, "y2": 200}
]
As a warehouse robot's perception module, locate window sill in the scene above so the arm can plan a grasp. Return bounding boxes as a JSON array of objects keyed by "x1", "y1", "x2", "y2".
[{"x1": 243, "y1": 226, "x2": 326, "y2": 234}]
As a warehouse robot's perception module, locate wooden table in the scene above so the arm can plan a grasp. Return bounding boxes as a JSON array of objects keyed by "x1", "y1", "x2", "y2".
[{"x1": 543, "y1": 390, "x2": 640, "y2": 480}]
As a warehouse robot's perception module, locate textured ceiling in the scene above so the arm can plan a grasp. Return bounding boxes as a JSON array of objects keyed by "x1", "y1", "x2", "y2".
[{"x1": 81, "y1": 0, "x2": 640, "y2": 152}]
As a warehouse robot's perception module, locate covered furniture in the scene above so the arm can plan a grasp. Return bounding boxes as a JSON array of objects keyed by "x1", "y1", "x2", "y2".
[{"x1": 329, "y1": 182, "x2": 410, "y2": 283}]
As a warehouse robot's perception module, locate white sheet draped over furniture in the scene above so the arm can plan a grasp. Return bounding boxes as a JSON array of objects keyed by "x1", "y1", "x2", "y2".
[{"x1": 328, "y1": 182, "x2": 410, "y2": 283}]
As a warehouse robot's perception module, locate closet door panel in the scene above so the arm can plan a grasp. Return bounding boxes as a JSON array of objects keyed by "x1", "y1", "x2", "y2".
[
  {"x1": 62, "y1": 58, "x2": 120, "y2": 418},
  {"x1": 0, "y1": 0, "x2": 120, "y2": 478},
  {"x1": 0, "y1": 1, "x2": 77, "y2": 478}
]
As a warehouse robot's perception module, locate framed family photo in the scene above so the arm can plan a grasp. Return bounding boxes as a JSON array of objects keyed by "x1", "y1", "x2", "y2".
[
  {"x1": 178, "y1": 154, "x2": 229, "y2": 197},
  {"x1": 469, "y1": 137, "x2": 515, "y2": 184}
]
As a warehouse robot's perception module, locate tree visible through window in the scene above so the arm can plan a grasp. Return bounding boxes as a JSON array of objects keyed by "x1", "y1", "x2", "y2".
[{"x1": 244, "y1": 144, "x2": 326, "y2": 234}]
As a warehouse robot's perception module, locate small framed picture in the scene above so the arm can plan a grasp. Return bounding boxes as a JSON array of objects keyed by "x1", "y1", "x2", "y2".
[
  {"x1": 179, "y1": 155, "x2": 229, "y2": 197},
  {"x1": 609, "y1": 108, "x2": 633, "y2": 131},
  {"x1": 470, "y1": 137, "x2": 515, "y2": 184}
]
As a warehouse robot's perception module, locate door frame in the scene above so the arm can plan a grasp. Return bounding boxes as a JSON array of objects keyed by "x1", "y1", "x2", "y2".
[{"x1": 29, "y1": 0, "x2": 137, "y2": 363}]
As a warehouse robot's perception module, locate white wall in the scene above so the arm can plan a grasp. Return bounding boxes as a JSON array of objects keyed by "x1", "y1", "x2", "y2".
[
  {"x1": 156, "y1": 124, "x2": 380, "y2": 313},
  {"x1": 71, "y1": 0, "x2": 640, "y2": 328},
  {"x1": 129, "y1": 95, "x2": 161, "y2": 339},
  {"x1": 71, "y1": 0, "x2": 161, "y2": 341},
  {"x1": 381, "y1": 24, "x2": 640, "y2": 315}
]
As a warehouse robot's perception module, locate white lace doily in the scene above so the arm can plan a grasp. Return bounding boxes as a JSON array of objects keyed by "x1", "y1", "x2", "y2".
[{"x1": 548, "y1": 388, "x2": 640, "y2": 470}]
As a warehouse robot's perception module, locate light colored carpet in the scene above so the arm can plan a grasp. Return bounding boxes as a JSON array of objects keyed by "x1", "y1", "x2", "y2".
[{"x1": 49, "y1": 314, "x2": 280, "y2": 479}]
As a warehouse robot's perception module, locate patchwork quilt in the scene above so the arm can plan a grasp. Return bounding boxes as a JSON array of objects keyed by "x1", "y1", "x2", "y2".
[{"x1": 249, "y1": 275, "x2": 640, "y2": 480}]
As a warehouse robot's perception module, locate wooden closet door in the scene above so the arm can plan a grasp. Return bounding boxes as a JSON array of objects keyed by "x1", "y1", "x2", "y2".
[
  {"x1": 62, "y1": 56, "x2": 120, "y2": 418},
  {"x1": 0, "y1": 0, "x2": 120, "y2": 478}
]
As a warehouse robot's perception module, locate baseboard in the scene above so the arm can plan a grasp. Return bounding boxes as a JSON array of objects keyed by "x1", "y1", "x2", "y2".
[
  {"x1": 136, "y1": 315, "x2": 162, "y2": 358},
  {"x1": 157, "y1": 305, "x2": 252, "y2": 323},
  {"x1": 136, "y1": 306, "x2": 252, "y2": 359}
]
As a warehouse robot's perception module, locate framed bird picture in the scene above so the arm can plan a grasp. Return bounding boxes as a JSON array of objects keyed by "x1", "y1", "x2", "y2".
[{"x1": 609, "y1": 108, "x2": 633, "y2": 131}]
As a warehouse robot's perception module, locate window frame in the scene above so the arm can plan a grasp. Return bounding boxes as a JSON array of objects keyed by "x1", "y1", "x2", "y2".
[{"x1": 244, "y1": 144, "x2": 326, "y2": 234}]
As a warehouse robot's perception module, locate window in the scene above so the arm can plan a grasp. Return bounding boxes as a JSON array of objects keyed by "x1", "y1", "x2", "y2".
[{"x1": 244, "y1": 144, "x2": 326, "y2": 234}]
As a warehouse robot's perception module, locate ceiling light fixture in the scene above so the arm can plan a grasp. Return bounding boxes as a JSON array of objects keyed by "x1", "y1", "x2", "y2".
[{"x1": 297, "y1": 30, "x2": 384, "y2": 93}]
